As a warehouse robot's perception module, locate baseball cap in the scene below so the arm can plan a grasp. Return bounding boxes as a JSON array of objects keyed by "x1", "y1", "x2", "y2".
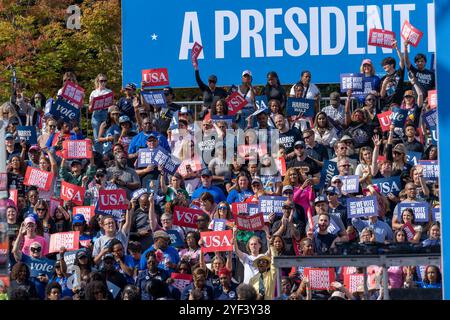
[
  {"x1": 180, "y1": 106, "x2": 189, "y2": 114},
  {"x1": 294, "y1": 141, "x2": 305, "y2": 148},
  {"x1": 326, "y1": 186, "x2": 339, "y2": 195},
  {"x1": 119, "y1": 115, "x2": 131, "y2": 124},
  {"x1": 5, "y1": 133, "x2": 14, "y2": 140},
  {"x1": 208, "y1": 75, "x2": 218, "y2": 83},
  {"x1": 403, "y1": 90, "x2": 414, "y2": 97},
  {"x1": 76, "y1": 249, "x2": 88, "y2": 259},
  {"x1": 146, "y1": 133, "x2": 158, "y2": 140},
  {"x1": 282, "y1": 185, "x2": 294, "y2": 193},
  {"x1": 108, "y1": 105, "x2": 120, "y2": 113},
  {"x1": 24, "y1": 216, "x2": 36, "y2": 225},
  {"x1": 331, "y1": 175, "x2": 342, "y2": 183},
  {"x1": 125, "y1": 83, "x2": 137, "y2": 90},
  {"x1": 72, "y1": 214, "x2": 86, "y2": 225},
  {"x1": 103, "y1": 253, "x2": 115, "y2": 261},
  {"x1": 251, "y1": 177, "x2": 262, "y2": 185},
  {"x1": 314, "y1": 195, "x2": 327, "y2": 204},
  {"x1": 340, "y1": 135, "x2": 353, "y2": 143},
  {"x1": 393, "y1": 143, "x2": 406, "y2": 154},
  {"x1": 242, "y1": 70, "x2": 252, "y2": 77},
  {"x1": 153, "y1": 230, "x2": 170, "y2": 240},
  {"x1": 330, "y1": 91, "x2": 340, "y2": 101},
  {"x1": 200, "y1": 168, "x2": 213, "y2": 177},
  {"x1": 71, "y1": 159, "x2": 82, "y2": 166},
  {"x1": 361, "y1": 58, "x2": 373, "y2": 67},
  {"x1": 29, "y1": 145, "x2": 41, "y2": 152},
  {"x1": 163, "y1": 87, "x2": 174, "y2": 95}
]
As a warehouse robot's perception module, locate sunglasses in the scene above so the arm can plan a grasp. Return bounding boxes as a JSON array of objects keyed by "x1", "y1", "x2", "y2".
[
  {"x1": 366, "y1": 98, "x2": 375, "y2": 102},
  {"x1": 339, "y1": 164, "x2": 351, "y2": 167},
  {"x1": 49, "y1": 125, "x2": 56, "y2": 128},
  {"x1": 36, "y1": 208, "x2": 47, "y2": 212},
  {"x1": 196, "y1": 219, "x2": 206, "y2": 223},
  {"x1": 283, "y1": 191, "x2": 293, "y2": 195},
  {"x1": 218, "y1": 206, "x2": 228, "y2": 210},
  {"x1": 31, "y1": 247, "x2": 42, "y2": 253},
  {"x1": 393, "y1": 151, "x2": 402, "y2": 155},
  {"x1": 99, "y1": 80, "x2": 107, "y2": 83},
  {"x1": 282, "y1": 206, "x2": 293, "y2": 210}
]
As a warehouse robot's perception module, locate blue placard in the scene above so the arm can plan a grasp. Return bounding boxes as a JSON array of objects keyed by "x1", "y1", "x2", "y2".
[
  {"x1": 340, "y1": 73, "x2": 363, "y2": 93},
  {"x1": 429, "y1": 126, "x2": 438, "y2": 145},
  {"x1": 339, "y1": 175, "x2": 359, "y2": 194},
  {"x1": 390, "y1": 107, "x2": 408, "y2": 128},
  {"x1": 423, "y1": 109, "x2": 437, "y2": 128},
  {"x1": 258, "y1": 195, "x2": 287, "y2": 219},
  {"x1": 418, "y1": 160, "x2": 439, "y2": 181},
  {"x1": 49, "y1": 98, "x2": 81, "y2": 123},
  {"x1": 406, "y1": 151, "x2": 422, "y2": 166},
  {"x1": 315, "y1": 218, "x2": 341, "y2": 235},
  {"x1": 107, "y1": 281, "x2": 121, "y2": 299},
  {"x1": 151, "y1": 146, "x2": 181, "y2": 175},
  {"x1": 347, "y1": 196, "x2": 378, "y2": 218},
  {"x1": 211, "y1": 115, "x2": 234, "y2": 127},
  {"x1": 22, "y1": 255, "x2": 56, "y2": 278},
  {"x1": 16, "y1": 126, "x2": 37, "y2": 145},
  {"x1": 371, "y1": 176, "x2": 402, "y2": 196},
  {"x1": 432, "y1": 208, "x2": 441, "y2": 223},
  {"x1": 319, "y1": 160, "x2": 339, "y2": 188},
  {"x1": 141, "y1": 90, "x2": 167, "y2": 107},
  {"x1": 286, "y1": 97, "x2": 315, "y2": 117},
  {"x1": 398, "y1": 202, "x2": 430, "y2": 222},
  {"x1": 211, "y1": 218, "x2": 227, "y2": 231},
  {"x1": 167, "y1": 229, "x2": 184, "y2": 247},
  {"x1": 169, "y1": 111, "x2": 179, "y2": 130},
  {"x1": 137, "y1": 148, "x2": 155, "y2": 168},
  {"x1": 122, "y1": 0, "x2": 434, "y2": 88},
  {"x1": 247, "y1": 203, "x2": 259, "y2": 216},
  {"x1": 255, "y1": 96, "x2": 268, "y2": 110}
]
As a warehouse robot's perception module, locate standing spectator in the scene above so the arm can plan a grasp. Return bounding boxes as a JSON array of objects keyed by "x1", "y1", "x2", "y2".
[
  {"x1": 194, "y1": 65, "x2": 227, "y2": 110},
  {"x1": 404, "y1": 41, "x2": 435, "y2": 96},
  {"x1": 89, "y1": 73, "x2": 112, "y2": 154}
]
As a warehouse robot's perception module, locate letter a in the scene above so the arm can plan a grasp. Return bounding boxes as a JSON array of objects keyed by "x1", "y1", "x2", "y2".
[{"x1": 179, "y1": 12, "x2": 204, "y2": 60}]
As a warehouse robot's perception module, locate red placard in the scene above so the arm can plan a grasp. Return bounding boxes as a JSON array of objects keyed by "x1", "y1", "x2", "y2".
[
  {"x1": 73, "y1": 206, "x2": 95, "y2": 225},
  {"x1": 142, "y1": 68, "x2": 170, "y2": 87},
  {"x1": 344, "y1": 274, "x2": 365, "y2": 293},
  {"x1": 172, "y1": 206, "x2": 204, "y2": 228},
  {"x1": 0, "y1": 172, "x2": 7, "y2": 191},
  {"x1": 0, "y1": 275, "x2": 10, "y2": 288},
  {"x1": 403, "y1": 222, "x2": 416, "y2": 241},
  {"x1": 60, "y1": 180, "x2": 85, "y2": 206},
  {"x1": 24, "y1": 167, "x2": 54, "y2": 191},
  {"x1": 235, "y1": 213, "x2": 265, "y2": 231},
  {"x1": 368, "y1": 28, "x2": 396, "y2": 48},
  {"x1": 226, "y1": 92, "x2": 247, "y2": 115},
  {"x1": 275, "y1": 157, "x2": 287, "y2": 176},
  {"x1": 200, "y1": 230, "x2": 233, "y2": 253},
  {"x1": 401, "y1": 20, "x2": 423, "y2": 47},
  {"x1": 177, "y1": 159, "x2": 203, "y2": 177},
  {"x1": 49, "y1": 231, "x2": 80, "y2": 253},
  {"x1": 170, "y1": 273, "x2": 193, "y2": 292},
  {"x1": 49, "y1": 197, "x2": 64, "y2": 217},
  {"x1": 237, "y1": 144, "x2": 267, "y2": 159},
  {"x1": 98, "y1": 189, "x2": 128, "y2": 210},
  {"x1": 9, "y1": 189, "x2": 18, "y2": 207},
  {"x1": 62, "y1": 139, "x2": 93, "y2": 159},
  {"x1": 92, "y1": 92, "x2": 114, "y2": 111},
  {"x1": 304, "y1": 268, "x2": 336, "y2": 290},
  {"x1": 377, "y1": 110, "x2": 392, "y2": 132},
  {"x1": 61, "y1": 81, "x2": 85, "y2": 107},
  {"x1": 231, "y1": 202, "x2": 249, "y2": 219},
  {"x1": 191, "y1": 42, "x2": 203, "y2": 68},
  {"x1": 428, "y1": 90, "x2": 437, "y2": 109},
  {"x1": 80, "y1": 239, "x2": 92, "y2": 248}
]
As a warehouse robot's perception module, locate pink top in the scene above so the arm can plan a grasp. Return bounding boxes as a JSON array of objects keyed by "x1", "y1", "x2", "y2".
[
  {"x1": 21, "y1": 235, "x2": 49, "y2": 256},
  {"x1": 293, "y1": 186, "x2": 315, "y2": 215},
  {"x1": 388, "y1": 266, "x2": 404, "y2": 288}
]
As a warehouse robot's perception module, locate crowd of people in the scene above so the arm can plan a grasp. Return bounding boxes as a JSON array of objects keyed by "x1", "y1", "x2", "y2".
[{"x1": 0, "y1": 39, "x2": 442, "y2": 301}]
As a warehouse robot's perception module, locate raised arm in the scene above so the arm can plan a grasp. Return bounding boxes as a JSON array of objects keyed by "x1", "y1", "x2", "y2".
[
  {"x1": 232, "y1": 226, "x2": 246, "y2": 261},
  {"x1": 148, "y1": 193, "x2": 160, "y2": 232},
  {"x1": 404, "y1": 40, "x2": 412, "y2": 70},
  {"x1": 344, "y1": 89, "x2": 352, "y2": 128},
  {"x1": 12, "y1": 223, "x2": 25, "y2": 262},
  {"x1": 121, "y1": 206, "x2": 134, "y2": 236},
  {"x1": 371, "y1": 134, "x2": 381, "y2": 176},
  {"x1": 393, "y1": 40, "x2": 405, "y2": 70}
]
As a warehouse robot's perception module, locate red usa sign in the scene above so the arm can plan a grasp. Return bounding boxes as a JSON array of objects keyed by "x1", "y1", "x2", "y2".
[
  {"x1": 377, "y1": 110, "x2": 392, "y2": 132},
  {"x1": 49, "y1": 231, "x2": 80, "y2": 253},
  {"x1": 172, "y1": 206, "x2": 203, "y2": 228},
  {"x1": 171, "y1": 273, "x2": 193, "y2": 292},
  {"x1": 236, "y1": 213, "x2": 265, "y2": 231},
  {"x1": 226, "y1": 92, "x2": 247, "y2": 115},
  {"x1": 428, "y1": 90, "x2": 437, "y2": 109},
  {"x1": 98, "y1": 189, "x2": 128, "y2": 211},
  {"x1": 200, "y1": 230, "x2": 233, "y2": 253},
  {"x1": 92, "y1": 92, "x2": 114, "y2": 111},
  {"x1": 401, "y1": 20, "x2": 423, "y2": 47},
  {"x1": 61, "y1": 81, "x2": 85, "y2": 107},
  {"x1": 62, "y1": 140, "x2": 92, "y2": 159},
  {"x1": 304, "y1": 268, "x2": 336, "y2": 290},
  {"x1": 60, "y1": 180, "x2": 85, "y2": 206},
  {"x1": 368, "y1": 28, "x2": 396, "y2": 48},
  {"x1": 142, "y1": 68, "x2": 170, "y2": 87},
  {"x1": 24, "y1": 167, "x2": 54, "y2": 191},
  {"x1": 73, "y1": 206, "x2": 95, "y2": 225}
]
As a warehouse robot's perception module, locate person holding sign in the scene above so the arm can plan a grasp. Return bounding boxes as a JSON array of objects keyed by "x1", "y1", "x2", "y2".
[
  {"x1": 97, "y1": 106, "x2": 122, "y2": 155},
  {"x1": 397, "y1": 208, "x2": 422, "y2": 244},
  {"x1": 194, "y1": 64, "x2": 228, "y2": 110},
  {"x1": 351, "y1": 211, "x2": 393, "y2": 244},
  {"x1": 289, "y1": 70, "x2": 321, "y2": 113},
  {"x1": 404, "y1": 41, "x2": 435, "y2": 96},
  {"x1": 410, "y1": 165, "x2": 430, "y2": 201},
  {"x1": 380, "y1": 40, "x2": 406, "y2": 109},
  {"x1": 321, "y1": 92, "x2": 347, "y2": 127}
]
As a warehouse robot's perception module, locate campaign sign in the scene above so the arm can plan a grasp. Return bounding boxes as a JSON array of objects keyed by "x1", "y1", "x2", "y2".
[
  {"x1": 403, "y1": 222, "x2": 416, "y2": 241},
  {"x1": 211, "y1": 219, "x2": 228, "y2": 232},
  {"x1": 49, "y1": 197, "x2": 64, "y2": 217},
  {"x1": 340, "y1": 73, "x2": 363, "y2": 92},
  {"x1": 401, "y1": 20, "x2": 424, "y2": 47},
  {"x1": 24, "y1": 167, "x2": 54, "y2": 191},
  {"x1": 371, "y1": 176, "x2": 402, "y2": 196},
  {"x1": 98, "y1": 189, "x2": 128, "y2": 211},
  {"x1": 57, "y1": 250, "x2": 79, "y2": 269},
  {"x1": 9, "y1": 189, "x2": 18, "y2": 206},
  {"x1": 231, "y1": 202, "x2": 259, "y2": 218},
  {"x1": 62, "y1": 140, "x2": 92, "y2": 159},
  {"x1": 16, "y1": 126, "x2": 37, "y2": 145},
  {"x1": 347, "y1": 196, "x2": 378, "y2": 218},
  {"x1": 423, "y1": 109, "x2": 437, "y2": 128},
  {"x1": 275, "y1": 157, "x2": 286, "y2": 176},
  {"x1": 368, "y1": 28, "x2": 396, "y2": 48},
  {"x1": 50, "y1": 98, "x2": 81, "y2": 122},
  {"x1": 398, "y1": 202, "x2": 430, "y2": 222},
  {"x1": 237, "y1": 144, "x2": 267, "y2": 159},
  {"x1": 166, "y1": 229, "x2": 184, "y2": 248},
  {"x1": 406, "y1": 151, "x2": 422, "y2": 166},
  {"x1": 141, "y1": 90, "x2": 167, "y2": 108},
  {"x1": 226, "y1": 92, "x2": 247, "y2": 115},
  {"x1": 61, "y1": 81, "x2": 85, "y2": 107},
  {"x1": 200, "y1": 230, "x2": 233, "y2": 253},
  {"x1": 23, "y1": 256, "x2": 55, "y2": 278},
  {"x1": 137, "y1": 148, "x2": 155, "y2": 168},
  {"x1": 258, "y1": 196, "x2": 287, "y2": 220},
  {"x1": 429, "y1": 126, "x2": 438, "y2": 145},
  {"x1": 177, "y1": 159, "x2": 203, "y2": 177},
  {"x1": 418, "y1": 160, "x2": 439, "y2": 181},
  {"x1": 428, "y1": 90, "x2": 437, "y2": 109},
  {"x1": 327, "y1": 218, "x2": 341, "y2": 235},
  {"x1": 286, "y1": 97, "x2": 315, "y2": 118},
  {"x1": 432, "y1": 208, "x2": 441, "y2": 223},
  {"x1": 191, "y1": 41, "x2": 203, "y2": 67},
  {"x1": 344, "y1": 274, "x2": 365, "y2": 293},
  {"x1": 339, "y1": 175, "x2": 359, "y2": 194},
  {"x1": 391, "y1": 107, "x2": 408, "y2": 128},
  {"x1": 92, "y1": 92, "x2": 114, "y2": 111},
  {"x1": 304, "y1": 268, "x2": 336, "y2": 290},
  {"x1": 255, "y1": 95, "x2": 268, "y2": 110},
  {"x1": 107, "y1": 281, "x2": 121, "y2": 299},
  {"x1": 236, "y1": 213, "x2": 265, "y2": 231},
  {"x1": 60, "y1": 180, "x2": 85, "y2": 206},
  {"x1": 48, "y1": 231, "x2": 80, "y2": 253},
  {"x1": 173, "y1": 206, "x2": 204, "y2": 228},
  {"x1": 152, "y1": 147, "x2": 181, "y2": 175},
  {"x1": 377, "y1": 111, "x2": 392, "y2": 132},
  {"x1": 73, "y1": 206, "x2": 95, "y2": 225},
  {"x1": 319, "y1": 160, "x2": 339, "y2": 188},
  {"x1": 0, "y1": 173, "x2": 7, "y2": 191},
  {"x1": 171, "y1": 273, "x2": 193, "y2": 292},
  {"x1": 211, "y1": 115, "x2": 234, "y2": 127},
  {"x1": 142, "y1": 68, "x2": 169, "y2": 87}
]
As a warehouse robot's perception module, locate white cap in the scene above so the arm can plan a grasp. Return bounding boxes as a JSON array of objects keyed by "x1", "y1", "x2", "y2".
[
  {"x1": 242, "y1": 70, "x2": 252, "y2": 77},
  {"x1": 180, "y1": 106, "x2": 189, "y2": 114}
]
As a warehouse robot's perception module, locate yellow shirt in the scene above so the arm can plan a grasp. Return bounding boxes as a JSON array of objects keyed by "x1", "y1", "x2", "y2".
[{"x1": 249, "y1": 247, "x2": 278, "y2": 300}]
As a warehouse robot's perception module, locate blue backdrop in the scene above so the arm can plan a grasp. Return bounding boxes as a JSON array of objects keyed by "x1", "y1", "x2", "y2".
[{"x1": 122, "y1": 0, "x2": 435, "y2": 87}]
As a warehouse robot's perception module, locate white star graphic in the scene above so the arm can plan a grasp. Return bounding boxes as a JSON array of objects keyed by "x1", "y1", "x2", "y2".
[{"x1": 151, "y1": 33, "x2": 158, "y2": 41}]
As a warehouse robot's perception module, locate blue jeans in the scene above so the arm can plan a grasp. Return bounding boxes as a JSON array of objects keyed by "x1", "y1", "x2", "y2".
[{"x1": 91, "y1": 110, "x2": 107, "y2": 153}]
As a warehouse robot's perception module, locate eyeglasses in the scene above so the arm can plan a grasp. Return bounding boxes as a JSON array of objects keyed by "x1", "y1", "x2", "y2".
[
  {"x1": 339, "y1": 147, "x2": 347, "y2": 150},
  {"x1": 404, "y1": 95, "x2": 414, "y2": 99},
  {"x1": 99, "y1": 79, "x2": 107, "y2": 83},
  {"x1": 295, "y1": 145, "x2": 304, "y2": 149},
  {"x1": 49, "y1": 125, "x2": 56, "y2": 128},
  {"x1": 339, "y1": 164, "x2": 351, "y2": 168},
  {"x1": 333, "y1": 181, "x2": 342, "y2": 184},
  {"x1": 283, "y1": 191, "x2": 293, "y2": 195},
  {"x1": 30, "y1": 247, "x2": 42, "y2": 253},
  {"x1": 36, "y1": 208, "x2": 47, "y2": 212}
]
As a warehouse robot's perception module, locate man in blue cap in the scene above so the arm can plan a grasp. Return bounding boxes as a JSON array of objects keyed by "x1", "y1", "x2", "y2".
[
  {"x1": 191, "y1": 168, "x2": 226, "y2": 203},
  {"x1": 72, "y1": 213, "x2": 92, "y2": 246},
  {"x1": 127, "y1": 118, "x2": 170, "y2": 159}
]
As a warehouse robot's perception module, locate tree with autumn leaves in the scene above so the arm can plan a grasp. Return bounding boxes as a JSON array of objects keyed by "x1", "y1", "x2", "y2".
[{"x1": 0, "y1": 0, "x2": 122, "y2": 104}]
